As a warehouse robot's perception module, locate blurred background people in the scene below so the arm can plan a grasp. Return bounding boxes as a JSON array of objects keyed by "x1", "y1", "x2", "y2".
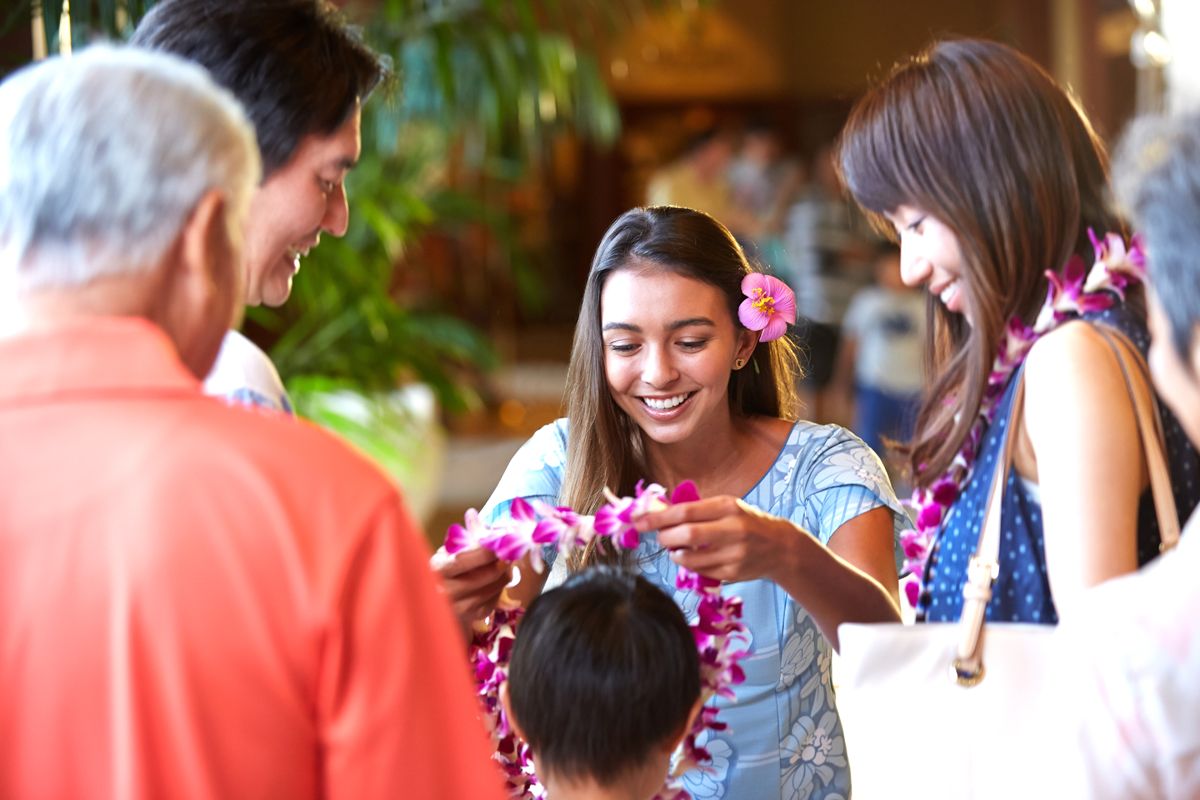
[
  {"x1": 832, "y1": 242, "x2": 925, "y2": 487},
  {"x1": 783, "y1": 143, "x2": 877, "y2": 422},
  {"x1": 727, "y1": 119, "x2": 805, "y2": 313},
  {"x1": 728, "y1": 119, "x2": 804, "y2": 250},
  {"x1": 645, "y1": 125, "x2": 765, "y2": 240}
]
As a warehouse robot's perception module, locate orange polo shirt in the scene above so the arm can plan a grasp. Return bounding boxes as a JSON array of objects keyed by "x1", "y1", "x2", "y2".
[{"x1": 0, "y1": 317, "x2": 503, "y2": 800}]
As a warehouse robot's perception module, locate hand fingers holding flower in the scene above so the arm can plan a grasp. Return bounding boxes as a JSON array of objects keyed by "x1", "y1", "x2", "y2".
[
  {"x1": 638, "y1": 496, "x2": 793, "y2": 583},
  {"x1": 430, "y1": 545, "x2": 512, "y2": 625}
]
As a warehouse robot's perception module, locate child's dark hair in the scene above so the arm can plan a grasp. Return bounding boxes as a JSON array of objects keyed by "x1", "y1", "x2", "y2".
[{"x1": 507, "y1": 566, "x2": 701, "y2": 785}]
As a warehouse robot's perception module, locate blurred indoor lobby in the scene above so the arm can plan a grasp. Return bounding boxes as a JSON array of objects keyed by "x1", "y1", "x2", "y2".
[{"x1": 6, "y1": 0, "x2": 1195, "y2": 546}]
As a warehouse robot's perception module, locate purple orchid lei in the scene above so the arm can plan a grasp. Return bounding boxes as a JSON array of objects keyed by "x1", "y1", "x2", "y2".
[
  {"x1": 445, "y1": 481, "x2": 747, "y2": 800},
  {"x1": 901, "y1": 230, "x2": 1147, "y2": 608}
]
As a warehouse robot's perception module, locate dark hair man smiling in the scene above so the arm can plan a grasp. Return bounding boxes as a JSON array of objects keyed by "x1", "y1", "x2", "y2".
[{"x1": 133, "y1": 0, "x2": 387, "y2": 412}]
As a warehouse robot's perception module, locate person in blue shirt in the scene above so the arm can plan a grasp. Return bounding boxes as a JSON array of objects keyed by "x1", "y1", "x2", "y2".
[{"x1": 437, "y1": 205, "x2": 908, "y2": 799}]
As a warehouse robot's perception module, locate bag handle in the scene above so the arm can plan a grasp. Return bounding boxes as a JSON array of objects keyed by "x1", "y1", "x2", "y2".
[
  {"x1": 1094, "y1": 326, "x2": 1181, "y2": 550},
  {"x1": 951, "y1": 370, "x2": 1024, "y2": 687},
  {"x1": 952, "y1": 323, "x2": 1178, "y2": 686}
]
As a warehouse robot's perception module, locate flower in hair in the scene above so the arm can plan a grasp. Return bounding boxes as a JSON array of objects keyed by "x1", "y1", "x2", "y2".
[
  {"x1": 446, "y1": 481, "x2": 747, "y2": 800},
  {"x1": 738, "y1": 273, "x2": 796, "y2": 342}
]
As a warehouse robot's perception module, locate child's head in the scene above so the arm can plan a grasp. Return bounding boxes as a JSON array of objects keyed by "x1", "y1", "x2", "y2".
[{"x1": 504, "y1": 566, "x2": 701, "y2": 796}]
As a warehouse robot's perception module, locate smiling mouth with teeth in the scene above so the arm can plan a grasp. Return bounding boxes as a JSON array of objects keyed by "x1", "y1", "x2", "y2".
[
  {"x1": 642, "y1": 393, "x2": 691, "y2": 411},
  {"x1": 936, "y1": 279, "x2": 965, "y2": 308},
  {"x1": 286, "y1": 247, "x2": 309, "y2": 272}
]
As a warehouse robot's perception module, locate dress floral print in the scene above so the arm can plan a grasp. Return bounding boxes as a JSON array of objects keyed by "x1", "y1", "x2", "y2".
[{"x1": 483, "y1": 419, "x2": 909, "y2": 798}]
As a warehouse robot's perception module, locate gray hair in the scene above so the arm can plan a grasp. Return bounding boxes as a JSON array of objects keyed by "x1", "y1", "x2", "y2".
[
  {"x1": 0, "y1": 45, "x2": 260, "y2": 290},
  {"x1": 1113, "y1": 111, "x2": 1200, "y2": 362}
]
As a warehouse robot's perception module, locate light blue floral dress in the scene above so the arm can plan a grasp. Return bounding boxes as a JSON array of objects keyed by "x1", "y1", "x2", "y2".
[{"x1": 482, "y1": 419, "x2": 910, "y2": 799}]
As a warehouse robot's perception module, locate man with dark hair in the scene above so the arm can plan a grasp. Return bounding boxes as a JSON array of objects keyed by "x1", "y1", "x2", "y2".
[
  {"x1": 502, "y1": 567, "x2": 702, "y2": 800},
  {"x1": 1054, "y1": 110, "x2": 1200, "y2": 798},
  {"x1": 0, "y1": 46, "x2": 502, "y2": 799},
  {"x1": 132, "y1": 0, "x2": 387, "y2": 412}
]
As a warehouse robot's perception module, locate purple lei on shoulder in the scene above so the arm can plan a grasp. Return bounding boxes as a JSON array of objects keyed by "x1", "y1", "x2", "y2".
[
  {"x1": 446, "y1": 481, "x2": 747, "y2": 800},
  {"x1": 900, "y1": 230, "x2": 1147, "y2": 608}
]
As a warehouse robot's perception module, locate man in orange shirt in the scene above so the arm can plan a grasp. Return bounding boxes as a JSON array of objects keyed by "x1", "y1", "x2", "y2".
[{"x1": 0, "y1": 47, "x2": 503, "y2": 799}]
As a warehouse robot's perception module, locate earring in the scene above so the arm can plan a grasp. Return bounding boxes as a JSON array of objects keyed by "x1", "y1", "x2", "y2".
[{"x1": 734, "y1": 358, "x2": 747, "y2": 370}]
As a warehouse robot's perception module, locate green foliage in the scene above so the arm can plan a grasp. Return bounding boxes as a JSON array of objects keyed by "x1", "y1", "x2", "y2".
[
  {"x1": 286, "y1": 374, "x2": 438, "y2": 483},
  {"x1": 247, "y1": 129, "x2": 504, "y2": 414},
  {"x1": 371, "y1": 1, "x2": 626, "y2": 163},
  {"x1": 5, "y1": 0, "x2": 677, "y2": 414},
  {"x1": 2, "y1": 1, "x2": 148, "y2": 65},
  {"x1": 253, "y1": 0, "x2": 657, "y2": 411},
  {"x1": 288, "y1": 375, "x2": 421, "y2": 476}
]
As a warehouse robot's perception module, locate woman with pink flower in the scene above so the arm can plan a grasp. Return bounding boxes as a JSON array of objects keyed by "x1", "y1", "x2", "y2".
[
  {"x1": 837, "y1": 39, "x2": 1200, "y2": 626},
  {"x1": 437, "y1": 205, "x2": 909, "y2": 798}
]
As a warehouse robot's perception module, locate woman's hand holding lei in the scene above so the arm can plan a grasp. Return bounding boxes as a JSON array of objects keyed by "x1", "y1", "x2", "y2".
[
  {"x1": 640, "y1": 495, "x2": 789, "y2": 583},
  {"x1": 444, "y1": 481, "x2": 748, "y2": 800}
]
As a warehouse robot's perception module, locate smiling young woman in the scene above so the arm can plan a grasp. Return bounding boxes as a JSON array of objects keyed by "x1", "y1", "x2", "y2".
[
  {"x1": 598, "y1": 267, "x2": 758, "y2": 457},
  {"x1": 435, "y1": 205, "x2": 910, "y2": 799}
]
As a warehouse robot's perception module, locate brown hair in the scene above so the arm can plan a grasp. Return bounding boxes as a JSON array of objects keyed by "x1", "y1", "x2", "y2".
[
  {"x1": 837, "y1": 38, "x2": 1122, "y2": 487},
  {"x1": 562, "y1": 206, "x2": 800, "y2": 567}
]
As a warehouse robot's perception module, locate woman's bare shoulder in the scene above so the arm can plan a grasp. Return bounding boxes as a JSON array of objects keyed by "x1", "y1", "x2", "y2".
[{"x1": 1022, "y1": 319, "x2": 1139, "y2": 443}]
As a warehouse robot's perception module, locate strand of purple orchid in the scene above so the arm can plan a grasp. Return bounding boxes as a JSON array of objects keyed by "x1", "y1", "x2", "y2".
[
  {"x1": 446, "y1": 481, "x2": 748, "y2": 800},
  {"x1": 901, "y1": 230, "x2": 1147, "y2": 608}
]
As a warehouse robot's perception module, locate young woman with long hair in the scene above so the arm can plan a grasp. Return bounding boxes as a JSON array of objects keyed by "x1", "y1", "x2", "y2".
[
  {"x1": 437, "y1": 205, "x2": 906, "y2": 798},
  {"x1": 837, "y1": 38, "x2": 1200, "y2": 624}
]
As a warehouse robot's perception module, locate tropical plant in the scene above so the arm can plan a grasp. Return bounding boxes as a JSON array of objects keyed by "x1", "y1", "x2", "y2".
[
  {"x1": 253, "y1": 0, "x2": 683, "y2": 411},
  {"x1": 3, "y1": 0, "x2": 696, "y2": 516},
  {"x1": 3, "y1": 0, "x2": 681, "y2": 414}
]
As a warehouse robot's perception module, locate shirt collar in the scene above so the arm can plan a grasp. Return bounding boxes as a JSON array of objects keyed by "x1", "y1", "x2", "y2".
[{"x1": 0, "y1": 316, "x2": 202, "y2": 405}]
